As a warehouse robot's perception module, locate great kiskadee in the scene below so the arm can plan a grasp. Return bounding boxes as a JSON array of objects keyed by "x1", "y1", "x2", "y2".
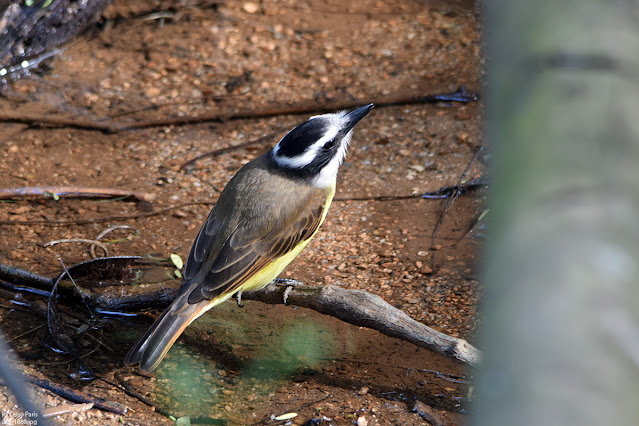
[{"x1": 125, "y1": 104, "x2": 374, "y2": 372}]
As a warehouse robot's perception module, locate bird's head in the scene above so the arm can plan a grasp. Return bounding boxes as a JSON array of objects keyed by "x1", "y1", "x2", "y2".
[{"x1": 271, "y1": 104, "x2": 374, "y2": 187}]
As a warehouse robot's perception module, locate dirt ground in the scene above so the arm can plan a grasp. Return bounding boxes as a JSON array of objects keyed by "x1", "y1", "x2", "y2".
[{"x1": 0, "y1": 0, "x2": 483, "y2": 424}]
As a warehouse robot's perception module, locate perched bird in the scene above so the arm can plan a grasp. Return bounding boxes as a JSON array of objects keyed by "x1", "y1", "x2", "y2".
[{"x1": 125, "y1": 104, "x2": 374, "y2": 372}]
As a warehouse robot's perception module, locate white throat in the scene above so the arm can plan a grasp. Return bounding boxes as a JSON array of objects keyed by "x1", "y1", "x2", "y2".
[{"x1": 310, "y1": 130, "x2": 352, "y2": 188}]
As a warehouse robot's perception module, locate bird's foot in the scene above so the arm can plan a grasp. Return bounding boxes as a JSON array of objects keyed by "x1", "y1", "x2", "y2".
[
  {"x1": 274, "y1": 278, "x2": 302, "y2": 306},
  {"x1": 283, "y1": 286, "x2": 293, "y2": 306},
  {"x1": 234, "y1": 289, "x2": 244, "y2": 307}
]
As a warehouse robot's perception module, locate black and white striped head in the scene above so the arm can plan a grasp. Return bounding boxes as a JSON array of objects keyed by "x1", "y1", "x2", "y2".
[{"x1": 270, "y1": 104, "x2": 374, "y2": 188}]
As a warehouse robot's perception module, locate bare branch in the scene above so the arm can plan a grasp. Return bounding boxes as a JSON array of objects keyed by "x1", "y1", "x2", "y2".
[
  {"x1": 0, "y1": 87, "x2": 478, "y2": 132},
  {"x1": 243, "y1": 281, "x2": 480, "y2": 368},
  {"x1": 0, "y1": 186, "x2": 156, "y2": 202}
]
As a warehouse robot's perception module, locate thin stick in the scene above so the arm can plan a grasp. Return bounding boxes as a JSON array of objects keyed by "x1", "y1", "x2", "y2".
[
  {"x1": 41, "y1": 403, "x2": 94, "y2": 419},
  {"x1": 0, "y1": 87, "x2": 478, "y2": 132},
  {"x1": 0, "y1": 186, "x2": 156, "y2": 202},
  {"x1": 180, "y1": 132, "x2": 277, "y2": 171},
  {"x1": 44, "y1": 239, "x2": 109, "y2": 258},
  {"x1": 121, "y1": 87, "x2": 479, "y2": 130},
  {"x1": 114, "y1": 372, "x2": 175, "y2": 418},
  {"x1": 57, "y1": 258, "x2": 95, "y2": 318},
  {"x1": 431, "y1": 147, "x2": 484, "y2": 242},
  {"x1": 25, "y1": 373, "x2": 128, "y2": 415},
  {"x1": 0, "y1": 178, "x2": 485, "y2": 227},
  {"x1": 0, "y1": 201, "x2": 214, "y2": 226}
]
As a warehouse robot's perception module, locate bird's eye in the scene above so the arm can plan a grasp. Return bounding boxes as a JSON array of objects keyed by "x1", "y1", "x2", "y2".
[{"x1": 323, "y1": 140, "x2": 335, "y2": 150}]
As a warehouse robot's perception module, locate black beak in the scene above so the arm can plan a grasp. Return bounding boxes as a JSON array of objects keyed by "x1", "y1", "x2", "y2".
[{"x1": 344, "y1": 103, "x2": 374, "y2": 131}]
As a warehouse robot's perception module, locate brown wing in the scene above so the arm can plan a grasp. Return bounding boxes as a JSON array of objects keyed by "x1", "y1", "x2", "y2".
[{"x1": 183, "y1": 191, "x2": 326, "y2": 305}]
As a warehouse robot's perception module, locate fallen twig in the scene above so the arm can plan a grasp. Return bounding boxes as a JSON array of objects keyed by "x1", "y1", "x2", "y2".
[
  {"x1": 25, "y1": 373, "x2": 128, "y2": 415},
  {"x1": 0, "y1": 186, "x2": 155, "y2": 202},
  {"x1": 180, "y1": 132, "x2": 278, "y2": 171},
  {"x1": 114, "y1": 372, "x2": 175, "y2": 419},
  {"x1": 41, "y1": 402, "x2": 94, "y2": 419},
  {"x1": 0, "y1": 87, "x2": 478, "y2": 132},
  {"x1": 431, "y1": 147, "x2": 484, "y2": 242},
  {"x1": 243, "y1": 281, "x2": 480, "y2": 367},
  {"x1": 334, "y1": 178, "x2": 485, "y2": 202},
  {"x1": 44, "y1": 239, "x2": 109, "y2": 258},
  {"x1": 120, "y1": 86, "x2": 479, "y2": 130},
  {"x1": 0, "y1": 201, "x2": 213, "y2": 226},
  {"x1": 0, "y1": 263, "x2": 55, "y2": 289},
  {"x1": 0, "y1": 178, "x2": 486, "y2": 226}
]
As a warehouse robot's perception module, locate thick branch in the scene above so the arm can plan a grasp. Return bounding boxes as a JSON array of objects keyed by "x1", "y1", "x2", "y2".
[{"x1": 243, "y1": 282, "x2": 480, "y2": 368}]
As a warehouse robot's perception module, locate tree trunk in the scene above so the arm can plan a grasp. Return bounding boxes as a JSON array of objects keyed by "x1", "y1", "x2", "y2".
[{"x1": 475, "y1": 1, "x2": 639, "y2": 425}]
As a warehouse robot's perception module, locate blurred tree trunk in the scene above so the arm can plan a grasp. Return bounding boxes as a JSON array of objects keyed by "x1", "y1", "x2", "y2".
[{"x1": 475, "y1": 1, "x2": 639, "y2": 425}]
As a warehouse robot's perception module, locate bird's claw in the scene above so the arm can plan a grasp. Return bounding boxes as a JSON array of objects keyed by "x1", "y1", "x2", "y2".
[{"x1": 234, "y1": 290, "x2": 244, "y2": 307}]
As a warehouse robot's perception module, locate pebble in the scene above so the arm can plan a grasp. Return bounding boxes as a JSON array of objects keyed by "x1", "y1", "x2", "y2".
[
  {"x1": 144, "y1": 86, "x2": 161, "y2": 98},
  {"x1": 421, "y1": 266, "x2": 433, "y2": 274}
]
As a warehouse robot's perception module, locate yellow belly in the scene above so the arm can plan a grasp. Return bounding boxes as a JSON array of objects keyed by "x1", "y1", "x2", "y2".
[{"x1": 243, "y1": 184, "x2": 335, "y2": 291}]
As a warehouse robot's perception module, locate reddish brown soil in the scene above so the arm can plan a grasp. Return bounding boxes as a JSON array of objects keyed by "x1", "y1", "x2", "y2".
[{"x1": 0, "y1": 0, "x2": 483, "y2": 424}]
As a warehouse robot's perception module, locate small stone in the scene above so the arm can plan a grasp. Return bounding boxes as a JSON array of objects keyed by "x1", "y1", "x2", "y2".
[
  {"x1": 421, "y1": 266, "x2": 433, "y2": 274},
  {"x1": 242, "y1": 2, "x2": 259, "y2": 13},
  {"x1": 357, "y1": 416, "x2": 368, "y2": 426},
  {"x1": 358, "y1": 386, "x2": 369, "y2": 395},
  {"x1": 411, "y1": 400, "x2": 445, "y2": 425},
  {"x1": 10, "y1": 205, "x2": 30, "y2": 215},
  {"x1": 144, "y1": 86, "x2": 161, "y2": 98}
]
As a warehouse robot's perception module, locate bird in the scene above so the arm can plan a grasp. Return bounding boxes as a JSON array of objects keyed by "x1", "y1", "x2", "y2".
[{"x1": 125, "y1": 104, "x2": 374, "y2": 372}]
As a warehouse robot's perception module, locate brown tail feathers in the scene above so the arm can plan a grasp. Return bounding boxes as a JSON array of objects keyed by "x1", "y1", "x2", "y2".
[{"x1": 124, "y1": 301, "x2": 202, "y2": 372}]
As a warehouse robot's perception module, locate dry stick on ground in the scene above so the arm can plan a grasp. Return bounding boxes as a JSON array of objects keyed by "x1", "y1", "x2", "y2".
[
  {"x1": 0, "y1": 186, "x2": 156, "y2": 202},
  {"x1": 0, "y1": 201, "x2": 214, "y2": 226},
  {"x1": 243, "y1": 281, "x2": 480, "y2": 368},
  {"x1": 0, "y1": 265, "x2": 480, "y2": 368},
  {"x1": 431, "y1": 147, "x2": 484, "y2": 244},
  {"x1": 180, "y1": 132, "x2": 278, "y2": 171},
  {"x1": 25, "y1": 374, "x2": 128, "y2": 415},
  {"x1": 0, "y1": 179, "x2": 485, "y2": 226},
  {"x1": 0, "y1": 111, "x2": 120, "y2": 132},
  {"x1": 0, "y1": 87, "x2": 477, "y2": 133}
]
